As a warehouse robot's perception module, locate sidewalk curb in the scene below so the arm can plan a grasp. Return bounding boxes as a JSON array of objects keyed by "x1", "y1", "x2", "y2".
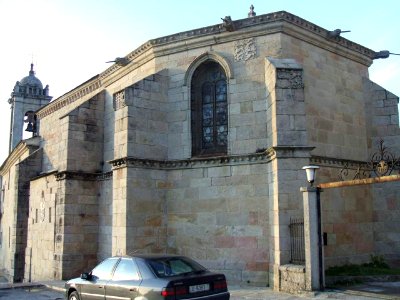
[
  {"x1": 0, "y1": 282, "x2": 44, "y2": 290},
  {"x1": 339, "y1": 288, "x2": 400, "y2": 300},
  {"x1": 326, "y1": 275, "x2": 400, "y2": 286},
  {"x1": 40, "y1": 282, "x2": 66, "y2": 293}
]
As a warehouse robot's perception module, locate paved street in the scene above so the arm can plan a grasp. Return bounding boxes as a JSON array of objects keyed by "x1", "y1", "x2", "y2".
[
  {"x1": 230, "y1": 284, "x2": 400, "y2": 299},
  {"x1": 0, "y1": 280, "x2": 399, "y2": 300},
  {"x1": 0, "y1": 286, "x2": 63, "y2": 300}
]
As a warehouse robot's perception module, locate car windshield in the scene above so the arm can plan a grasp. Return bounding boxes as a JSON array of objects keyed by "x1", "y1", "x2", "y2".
[{"x1": 146, "y1": 256, "x2": 207, "y2": 278}]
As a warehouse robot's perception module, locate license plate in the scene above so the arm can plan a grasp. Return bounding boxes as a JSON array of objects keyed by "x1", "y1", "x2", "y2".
[{"x1": 189, "y1": 283, "x2": 210, "y2": 293}]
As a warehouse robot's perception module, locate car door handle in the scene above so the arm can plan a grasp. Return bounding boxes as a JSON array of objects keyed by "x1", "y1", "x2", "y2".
[
  {"x1": 99, "y1": 286, "x2": 104, "y2": 289},
  {"x1": 130, "y1": 288, "x2": 137, "y2": 292}
]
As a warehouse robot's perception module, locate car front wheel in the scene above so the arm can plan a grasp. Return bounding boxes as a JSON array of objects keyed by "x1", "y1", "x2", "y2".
[{"x1": 68, "y1": 291, "x2": 81, "y2": 300}]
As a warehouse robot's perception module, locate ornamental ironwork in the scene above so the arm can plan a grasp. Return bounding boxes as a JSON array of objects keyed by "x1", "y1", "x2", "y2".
[
  {"x1": 338, "y1": 139, "x2": 400, "y2": 181},
  {"x1": 369, "y1": 139, "x2": 399, "y2": 177},
  {"x1": 338, "y1": 162, "x2": 370, "y2": 181}
]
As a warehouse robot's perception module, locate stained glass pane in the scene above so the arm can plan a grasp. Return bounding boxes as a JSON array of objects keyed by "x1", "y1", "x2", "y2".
[
  {"x1": 216, "y1": 81, "x2": 227, "y2": 93},
  {"x1": 203, "y1": 95, "x2": 211, "y2": 104},
  {"x1": 203, "y1": 127, "x2": 213, "y2": 147},
  {"x1": 211, "y1": 70, "x2": 219, "y2": 81},
  {"x1": 203, "y1": 127, "x2": 213, "y2": 135},
  {"x1": 202, "y1": 83, "x2": 212, "y2": 104},
  {"x1": 216, "y1": 94, "x2": 225, "y2": 102},
  {"x1": 216, "y1": 81, "x2": 226, "y2": 102},
  {"x1": 217, "y1": 125, "x2": 228, "y2": 146},
  {"x1": 216, "y1": 103, "x2": 227, "y2": 125},
  {"x1": 191, "y1": 61, "x2": 228, "y2": 155},
  {"x1": 202, "y1": 104, "x2": 213, "y2": 126}
]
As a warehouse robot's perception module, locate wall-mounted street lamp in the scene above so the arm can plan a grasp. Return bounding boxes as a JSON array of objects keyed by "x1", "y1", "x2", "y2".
[{"x1": 302, "y1": 165, "x2": 320, "y2": 187}]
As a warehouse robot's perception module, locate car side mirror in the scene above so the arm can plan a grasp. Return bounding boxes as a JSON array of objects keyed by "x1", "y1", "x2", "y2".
[{"x1": 81, "y1": 272, "x2": 91, "y2": 280}]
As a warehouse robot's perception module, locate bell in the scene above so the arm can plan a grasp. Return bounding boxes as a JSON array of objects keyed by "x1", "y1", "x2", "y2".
[{"x1": 25, "y1": 122, "x2": 34, "y2": 132}]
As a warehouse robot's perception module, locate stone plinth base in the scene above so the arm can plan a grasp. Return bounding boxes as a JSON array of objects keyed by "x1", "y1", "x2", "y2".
[{"x1": 279, "y1": 264, "x2": 306, "y2": 294}]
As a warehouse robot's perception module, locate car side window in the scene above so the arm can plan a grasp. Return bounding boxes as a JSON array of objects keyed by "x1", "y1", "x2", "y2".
[
  {"x1": 147, "y1": 256, "x2": 206, "y2": 277},
  {"x1": 112, "y1": 258, "x2": 140, "y2": 281},
  {"x1": 91, "y1": 258, "x2": 119, "y2": 281}
]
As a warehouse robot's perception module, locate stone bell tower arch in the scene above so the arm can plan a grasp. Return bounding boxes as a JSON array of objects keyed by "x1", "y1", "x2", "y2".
[{"x1": 8, "y1": 64, "x2": 52, "y2": 152}]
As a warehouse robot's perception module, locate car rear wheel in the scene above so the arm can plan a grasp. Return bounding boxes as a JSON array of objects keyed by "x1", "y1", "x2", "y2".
[{"x1": 68, "y1": 291, "x2": 81, "y2": 300}]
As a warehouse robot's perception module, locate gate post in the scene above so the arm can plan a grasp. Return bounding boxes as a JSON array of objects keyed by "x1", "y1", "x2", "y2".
[{"x1": 301, "y1": 186, "x2": 324, "y2": 291}]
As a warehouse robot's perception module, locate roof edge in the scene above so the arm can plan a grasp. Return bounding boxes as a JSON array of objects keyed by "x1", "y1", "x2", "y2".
[
  {"x1": 35, "y1": 10, "x2": 376, "y2": 119},
  {"x1": 0, "y1": 137, "x2": 41, "y2": 175}
]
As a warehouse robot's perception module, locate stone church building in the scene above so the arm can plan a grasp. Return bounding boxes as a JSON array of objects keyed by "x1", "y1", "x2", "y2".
[{"x1": 1, "y1": 8, "x2": 399, "y2": 290}]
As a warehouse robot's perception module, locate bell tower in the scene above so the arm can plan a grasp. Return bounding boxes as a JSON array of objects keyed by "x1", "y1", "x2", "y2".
[{"x1": 8, "y1": 64, "x2": 52, "y2": 152}]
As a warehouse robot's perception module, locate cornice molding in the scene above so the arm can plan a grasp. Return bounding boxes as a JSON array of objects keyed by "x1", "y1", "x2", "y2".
[
  {"x1": 97, "y1": 171, "x2": 113, "y2": 181},
  {"x1": 122, "y1": 11, "x2": 373, "y2": 60},
  {"x1": 311, "y1": 155, "x2": 368, "y2": 182},
  {"x1": 35, "y1": 11, "x2": 375, "y2": 119},
  {"x1": 36, "y1": 77, "x2": 101, "y2": 119},
  {"x1": 281, "y1": 22, "x2": 372, "y2": 66},
  {"x1": 31, "y1": 169, "x2": 58, "y2": 182},
  {"x1": 50, "y1": 153, "x2": 273, "y2": 182},
  {"x1": 0, "y1": 137, "x2": 40, "y2": 175},
  {"x1": 270, "y1": 146, "x2": 315, "y2": 159},
  {"x1": 55, "y1": 170, "x2": 113, "y2": 182},
  {"x1": 109, "y1": 152, "x2": 274, "y2": 170},
  {"x1": 311, "y1": 155, "x2": 368, "y2": 168},
  {"x1": 11, "y1": 93, "x2": 52, "y2": 102}
]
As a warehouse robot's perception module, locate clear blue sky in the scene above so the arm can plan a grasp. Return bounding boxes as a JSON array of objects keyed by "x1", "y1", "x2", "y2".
[{"x1": 0, "y1": 0, "x2": 399, "y2": 163}]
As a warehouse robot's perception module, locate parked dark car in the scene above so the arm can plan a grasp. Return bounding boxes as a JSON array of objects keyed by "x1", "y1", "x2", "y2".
[{"x1": 65, "y1": 254, "x2": 230, "y2": 300}]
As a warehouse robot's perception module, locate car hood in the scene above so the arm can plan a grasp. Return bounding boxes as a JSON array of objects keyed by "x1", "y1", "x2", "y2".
[{"x1": 65, "y1": 277, "x2": 84, "y2": 286}]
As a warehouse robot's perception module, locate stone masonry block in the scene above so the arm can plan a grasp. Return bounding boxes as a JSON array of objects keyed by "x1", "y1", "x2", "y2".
[{"x1": 207, "y1": 166, "x2": 232, "y2": 178}]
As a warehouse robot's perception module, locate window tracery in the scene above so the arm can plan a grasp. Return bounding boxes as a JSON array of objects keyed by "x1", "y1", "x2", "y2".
[{"x1": 191, "y1": 61, "x2": 228, "y2": 156}]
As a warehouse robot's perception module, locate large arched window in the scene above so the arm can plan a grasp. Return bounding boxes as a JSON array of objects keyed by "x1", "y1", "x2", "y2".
[{"x1": 191, "y1": 61, "x2": 228, "y2": 156}]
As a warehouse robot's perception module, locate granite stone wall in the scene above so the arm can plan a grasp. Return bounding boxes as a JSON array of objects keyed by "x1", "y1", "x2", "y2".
[
  {"x1": 282, "y1": 34, "x2": 370, "y2": 161},
  {"x1": 166, "y1": 162, "x2": 270, "y2": 286},
  {"x1": 3, "y1": 17, "x2": 398, "y2": 289},
  {"x1": 365, "y1": 80, "x2": 400, "y2": 267},
  {"x1": 13, "y1": 148, "x2": 42, "y2": 282},
  {"x1": 0, "y1": 142, "x2": 40, "y2": 282},
  {"x1": 317, "y1": 169, "x2": 375, "y2": 268},
  {"x1": 39, "y1": 91, "x2": 105, "y2": 173},
  {"x1": 97, "y1": 177, "x2": 113, "y2": 261},
  {"x1": 25, "y1": 173, "x2": 58, "y2": 281},
  {"x1": 56, "y1": 178, "x2": 100, "y2": 279}
]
